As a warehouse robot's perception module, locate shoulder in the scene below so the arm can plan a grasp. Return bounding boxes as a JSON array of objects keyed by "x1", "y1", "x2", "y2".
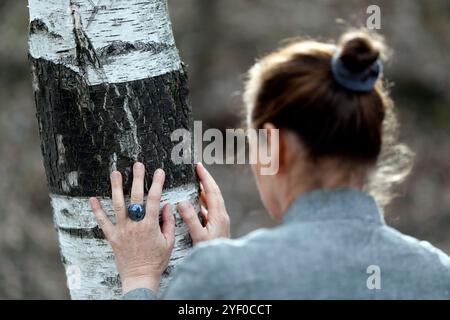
[
  {"x1": 380, "y1": 225, "x2": 450, "y2": 297},
  {"x1": 193, "y1": 226, "x2": 286, "y2": 257},
  {"x1": 179, "y1": 228, "x2": 280, "y2": 279},
  {"x1": 164, "y1": 229, "x2": 273, "y2": 299},
  {"x1": 189, "y1": 221, "x2": 326, "y2": 267},
  {"x1": 381, "y1": 225, "x2": 450, "y2": 272},
  {"x1": 190, "y1": 228, "x2": 273, "y2": 261}
]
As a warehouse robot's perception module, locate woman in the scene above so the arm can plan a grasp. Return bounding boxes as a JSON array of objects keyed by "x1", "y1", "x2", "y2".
[{"x1": 89, "y1": 30, "x2": 450, "y2": 299}]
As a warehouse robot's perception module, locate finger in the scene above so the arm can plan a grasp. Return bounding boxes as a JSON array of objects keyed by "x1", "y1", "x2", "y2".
[
  {"x1": 145, "y1": 169, "x2": 165, "y2": 222},
  {"x1": 90, "y1": 197, "x2": 115, "y2": 239},
  {"x1": 161, "y1": 204, "x2": 175, "y2": 246},
  {"x1": 196, "y1": 163, "x2": 225, "y2": 219},
  {"x1": 178, "y1": 201, "x2": 205, "y2": 243},
  {"x1": 130, "y1": 162, "x2": 145, "y2": 205},
  {"x1": 196, "y1": 163, "x2": 221, "y2": 197},
  {"x1": 110, "y1": 171, "x2": 126, "y2": 223}
]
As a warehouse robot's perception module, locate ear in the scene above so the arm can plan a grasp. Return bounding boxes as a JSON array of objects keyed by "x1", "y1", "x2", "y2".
[
  {"x1": 261, "y1": 123, "x2": 282, "y2": 176},
  {"x1": 262, "y1": 124, "x2": 300, "y2": 176}
]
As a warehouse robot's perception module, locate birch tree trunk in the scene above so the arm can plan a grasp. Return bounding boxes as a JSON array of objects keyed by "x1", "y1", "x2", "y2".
[{"x1": 28, "y1": 0, "x2": 198, "y2": 299}]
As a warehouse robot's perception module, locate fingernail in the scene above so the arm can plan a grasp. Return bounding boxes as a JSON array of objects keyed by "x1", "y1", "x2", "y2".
[
  {"x1": 89, "y1": 197, "x2": 98, "y2": 209},
  {"x1": 110, "y1": 171, "x2": 120, "y2": 181},
  {"x1": 154, "y1": 168, "x2": 164, "y2": 179},
  {"x1": 197, "y1": 162, "x2": 204, "y2": 170},
  {"x1": 134, "y1": 162, "x2": 144, "y2": 169}
]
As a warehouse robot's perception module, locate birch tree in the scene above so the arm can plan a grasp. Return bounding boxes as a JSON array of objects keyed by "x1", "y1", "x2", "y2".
[{"x1": 28, "y1": 0, "x2": 198, "y2": 299}]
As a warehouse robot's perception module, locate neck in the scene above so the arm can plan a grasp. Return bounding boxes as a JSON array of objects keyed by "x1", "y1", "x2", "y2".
[{"x1": 277, "y1": 160, "x2": 366, "y2": 218}]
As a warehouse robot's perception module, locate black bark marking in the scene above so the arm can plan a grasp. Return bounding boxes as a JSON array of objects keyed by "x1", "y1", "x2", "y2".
[
  {"x1": 98, "y1": 40, "x2": 173, "y2": 60},
  {"x1": 71, "y1": 5, "x2": 102, "y2": 70},
  {"x1": 179, "y1": 233, "x2": 193, "y2": 247},
  {"x1": 30, "y1": 57, "x2": 196, "y2": 197},
  {"x1": 58, "y1": 226, "x2": 106, "y2": 239},
  {"x1": 101, "y1": 275, "x2": 121, "y2": 288},
  {"x1": 29, "y1": 19, "x2": 63, "y2": 39},
  {"x1": 162, "y1": 265, "x2": 175, "y2": 277},
  {"x1": 61, "y1": 208, "x2": 71, "y2": 217}
]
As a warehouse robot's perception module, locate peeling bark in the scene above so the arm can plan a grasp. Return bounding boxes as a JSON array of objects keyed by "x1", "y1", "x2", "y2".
[{"x1": 28, "y1": 0, "x2": 198, "y2": 299}]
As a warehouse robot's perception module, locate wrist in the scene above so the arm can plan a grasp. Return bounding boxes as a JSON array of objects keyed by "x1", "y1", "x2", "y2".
[{"x1": 121, "y1": 275, "x2": 160, "y2": 294}]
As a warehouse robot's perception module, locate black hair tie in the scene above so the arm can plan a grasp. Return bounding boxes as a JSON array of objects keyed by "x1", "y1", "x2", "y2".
[{"x1": 331, "y1": 50, "x2": 383, "y2": 93}]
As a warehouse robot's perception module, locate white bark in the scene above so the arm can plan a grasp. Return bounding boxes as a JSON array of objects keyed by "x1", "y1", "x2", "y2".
[
  {"x1": 28, "y1": 0, "x2": 182, "y2": 85},
  {"x1": 51, "y1": 184, "x2": 198, "y2": 299}
]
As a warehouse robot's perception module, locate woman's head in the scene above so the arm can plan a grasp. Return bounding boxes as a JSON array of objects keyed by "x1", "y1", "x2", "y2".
[{"x1": 244, "y1": 30, "x2": 413, "y2": 219}]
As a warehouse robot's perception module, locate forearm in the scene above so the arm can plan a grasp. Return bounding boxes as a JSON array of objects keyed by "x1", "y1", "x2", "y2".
[
  {"x1": 121, "y1": 275, "x2": 160, "y2": 300},
  {"x1": 122, "y1": 288, "x2": 158, "y2": 300}
]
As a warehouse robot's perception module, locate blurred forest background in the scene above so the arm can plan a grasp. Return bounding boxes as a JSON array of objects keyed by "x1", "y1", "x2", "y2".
[{"x1": 0, "y1": 0, "x2": 449, "y2": 299}]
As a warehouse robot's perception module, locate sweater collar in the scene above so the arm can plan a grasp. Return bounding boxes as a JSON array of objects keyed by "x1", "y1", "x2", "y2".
[{"x1": 283, "y1": 188, "x2": 385, "y2": 225}]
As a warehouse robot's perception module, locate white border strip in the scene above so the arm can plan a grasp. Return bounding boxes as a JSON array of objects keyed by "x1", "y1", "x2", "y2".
[{"x1": 51, "y1": 183, "x2": 198, "y2": 229}]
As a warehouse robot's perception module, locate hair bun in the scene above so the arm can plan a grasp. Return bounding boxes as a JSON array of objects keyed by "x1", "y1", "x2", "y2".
[
  {"x1": 338, "y1": 32, "x2": 382, "y2": 73},
  {"x1": 331, "y1": 31, "x2": 385, "y2": 92}
]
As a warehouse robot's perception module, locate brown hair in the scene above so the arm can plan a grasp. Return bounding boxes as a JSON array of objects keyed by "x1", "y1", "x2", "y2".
[{"x1": 244, "y1": 30, "x2": 414, "y2": 206}]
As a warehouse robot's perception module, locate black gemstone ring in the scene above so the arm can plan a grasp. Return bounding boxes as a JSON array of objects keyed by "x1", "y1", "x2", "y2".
[{"x1": 127, "y1": 203, "x2": 146, "y2": 221}]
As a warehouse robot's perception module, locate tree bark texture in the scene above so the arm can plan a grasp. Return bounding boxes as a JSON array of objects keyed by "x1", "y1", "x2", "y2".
[{"x1": 28, "y1": 0, "x2": 198, "y2": 299}]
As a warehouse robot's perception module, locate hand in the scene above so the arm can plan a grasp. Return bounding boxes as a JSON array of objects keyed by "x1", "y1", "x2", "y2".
[
  {"x1": 178, "y1": 163, "x2": 230, "y2": 244},
  {"x1": 89, "y1": 163, "x2": 175, "y2": 294}
]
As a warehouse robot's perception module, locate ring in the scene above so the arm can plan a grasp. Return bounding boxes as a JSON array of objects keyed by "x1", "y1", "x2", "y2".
[{"x1": 127, "y1": 203, "x2": 146, "y2": 221}]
